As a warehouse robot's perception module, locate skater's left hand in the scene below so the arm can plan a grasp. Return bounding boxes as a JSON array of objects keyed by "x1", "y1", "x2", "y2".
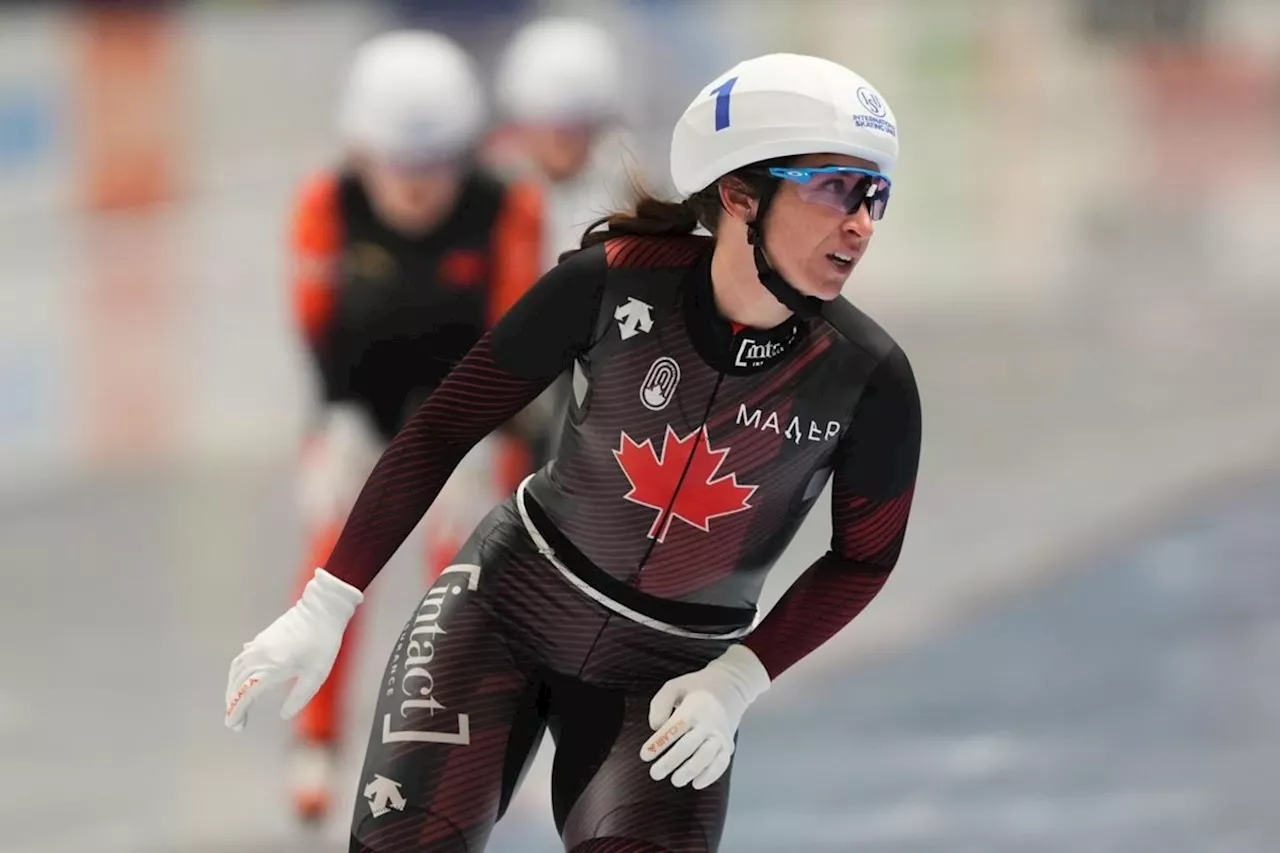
[{"x1": 640, "y1": 644, "x2": 771, "y2": 789}]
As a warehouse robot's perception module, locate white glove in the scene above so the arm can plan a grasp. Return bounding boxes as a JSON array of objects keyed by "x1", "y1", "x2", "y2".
[
  {"x1": 224, "y1": 568, "x2": 364, "y2": 732},
  {"x1": 640, "y1": 644, "x2": 771, "y2": 789},
  {"x1": 298, "y1": 402, "x2": 384, "y2": 529}
]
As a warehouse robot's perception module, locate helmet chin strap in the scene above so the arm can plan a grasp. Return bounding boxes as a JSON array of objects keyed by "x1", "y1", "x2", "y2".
[{"x1": 744, "y1": 184, "x2": 824, "y2": 320}]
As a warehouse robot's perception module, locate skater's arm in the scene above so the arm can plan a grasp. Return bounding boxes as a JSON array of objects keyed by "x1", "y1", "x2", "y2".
[
  {"x1": 743, "y1": 346, "x2": 922, "y2": 679},
  {"x1": 323, "y1": 246, "x2": 608, "y2": 590}
]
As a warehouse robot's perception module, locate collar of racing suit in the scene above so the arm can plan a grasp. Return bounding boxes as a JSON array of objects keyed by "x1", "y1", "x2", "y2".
[{"x1": 682, "y1": 251, "x2": 809, "y2": 376}]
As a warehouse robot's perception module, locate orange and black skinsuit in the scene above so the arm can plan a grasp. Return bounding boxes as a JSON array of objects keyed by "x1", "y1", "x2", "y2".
[{"x1": 288, "y1": 164, "x2": 547, "y2": 770}]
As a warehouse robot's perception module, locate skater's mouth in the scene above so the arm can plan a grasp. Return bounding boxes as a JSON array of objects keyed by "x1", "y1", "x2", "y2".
[{"x1": 826, "y1": 251, "x2": 856, "y2": 272}]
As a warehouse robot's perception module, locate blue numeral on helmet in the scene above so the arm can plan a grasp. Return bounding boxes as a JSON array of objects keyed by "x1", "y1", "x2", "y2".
[{"x1": 710, "y1": 76, "x2": 738, "y2": 131}]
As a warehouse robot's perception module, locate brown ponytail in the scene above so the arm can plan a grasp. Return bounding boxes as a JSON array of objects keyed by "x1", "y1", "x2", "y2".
[
  {"x1": 557, "y1": 157, "x2": 793, "y2": 265},
  {"x1": 559, "y1": 195, "x2": 699, "y2": 264}
]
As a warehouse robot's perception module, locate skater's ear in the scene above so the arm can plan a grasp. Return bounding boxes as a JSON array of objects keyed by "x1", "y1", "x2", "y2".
[{"x1": 716, "y1": 176, "x2": 758, "y2": 225}]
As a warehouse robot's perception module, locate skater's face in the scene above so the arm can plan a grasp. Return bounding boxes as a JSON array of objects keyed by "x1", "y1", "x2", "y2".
[
  {"x1": 759, "y1": 153, "x2": 885, "y2": 301},
  {"x1": 517, "y1": 124, "x2": 596, "y2": 182},
  {"x1": 359, "y1": 157, "x2": 464, "y2": 236}
]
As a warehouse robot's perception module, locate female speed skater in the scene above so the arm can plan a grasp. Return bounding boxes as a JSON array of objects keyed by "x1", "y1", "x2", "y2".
[{"x1": 230, "y1": 51, "x2": 921, "y2": 852}]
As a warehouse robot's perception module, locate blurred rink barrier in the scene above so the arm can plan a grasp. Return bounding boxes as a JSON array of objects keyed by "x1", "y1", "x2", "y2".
[
  {"x1": 0, "y1": 0, "x2": 1276, "y2": 552},
  {"x1": 0, "y1": 1, "x2": 383, "y2": 495}
]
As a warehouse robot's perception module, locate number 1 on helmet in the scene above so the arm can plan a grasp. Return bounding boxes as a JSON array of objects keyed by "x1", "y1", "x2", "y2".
[{"x1": 710, "y1": 76, "x2": 738, "y2": 132}]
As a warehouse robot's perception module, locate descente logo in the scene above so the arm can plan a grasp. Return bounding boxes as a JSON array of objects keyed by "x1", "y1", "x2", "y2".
[{"x1": 737, "y1": 404, "x2": 841, "y2": 445}]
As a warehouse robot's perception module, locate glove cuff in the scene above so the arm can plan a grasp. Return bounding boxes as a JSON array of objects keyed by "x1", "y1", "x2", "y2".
[
  {"x1": 714, "y1": 643, "x2": 772, "y2": 704},
  {"x1": 304, "y1": 567, "x2": 365, "y2": 619}
]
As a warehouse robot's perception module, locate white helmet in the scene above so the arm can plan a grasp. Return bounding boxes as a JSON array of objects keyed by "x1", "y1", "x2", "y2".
[
  {"x1": 670, "y1": 53, "x2": 898, "y2": 197},
  {"x1": 338, "y1": 30, "x2": 486, "y2": 164},
  {"x1": 494, "y1": 17, "x2": 623, "y2": 125}
]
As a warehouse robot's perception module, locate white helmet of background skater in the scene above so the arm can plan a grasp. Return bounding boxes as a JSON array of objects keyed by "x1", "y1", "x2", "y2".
[
  {"x1": 338, "y1": 30, "x2": 487, "y2": 166},
  {"x1": 494, "y1": 17, "x2": 624, "y2": 126}
]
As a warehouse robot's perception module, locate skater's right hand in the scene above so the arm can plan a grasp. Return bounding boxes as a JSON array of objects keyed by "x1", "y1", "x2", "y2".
[{"x1": 224, "y1": 568, "x2": 363, "y2": 732}]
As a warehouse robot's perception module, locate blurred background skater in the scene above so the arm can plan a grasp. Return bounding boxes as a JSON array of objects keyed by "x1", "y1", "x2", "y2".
[
  {"x1": 486, "y1": 15, "x2": 641, "y2": 269},
  {"x1": 286, "y1": 28, "x2": 551, "y2": 825},
  {"x1": 482, "y1": 15, "x2": 645, "y2": 455}
]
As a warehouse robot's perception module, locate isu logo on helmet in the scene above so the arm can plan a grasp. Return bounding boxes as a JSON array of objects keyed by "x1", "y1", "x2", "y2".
[{"x1": 857, "y1": 86, "x2": 886, "y2": 117}]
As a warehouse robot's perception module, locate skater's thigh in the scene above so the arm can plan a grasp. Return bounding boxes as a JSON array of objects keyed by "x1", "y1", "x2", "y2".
[
  {"x1": 350, "y1": 560, "x2": 545, "y2": 853},
  {"x1": 552, "y1": 686, "x2": 730, "y2": 853}
]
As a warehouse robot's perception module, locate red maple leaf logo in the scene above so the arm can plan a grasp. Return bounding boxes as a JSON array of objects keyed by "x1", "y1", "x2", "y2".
[{"x1": 613, "y1": 426, "x2": 757, "y2": 543}]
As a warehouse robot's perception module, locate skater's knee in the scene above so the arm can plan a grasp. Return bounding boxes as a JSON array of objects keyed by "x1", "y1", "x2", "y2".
[{"x1": 350, "y1": 809, "x2": 472, "y2": 852}]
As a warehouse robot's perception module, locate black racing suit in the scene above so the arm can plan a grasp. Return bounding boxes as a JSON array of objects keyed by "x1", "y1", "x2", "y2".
[{"x1": 327, "y1": 235, "x2": 923, "y2": 852}]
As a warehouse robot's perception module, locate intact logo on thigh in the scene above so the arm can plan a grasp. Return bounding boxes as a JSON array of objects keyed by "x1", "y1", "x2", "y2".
[{"x1": 381, "y1": 563, "x2": 481, "y2": 746}]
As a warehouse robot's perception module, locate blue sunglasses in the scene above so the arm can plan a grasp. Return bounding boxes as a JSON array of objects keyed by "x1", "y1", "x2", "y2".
[{"x1": 767, "y1": 166, "x2": 892, "y2": 221}]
